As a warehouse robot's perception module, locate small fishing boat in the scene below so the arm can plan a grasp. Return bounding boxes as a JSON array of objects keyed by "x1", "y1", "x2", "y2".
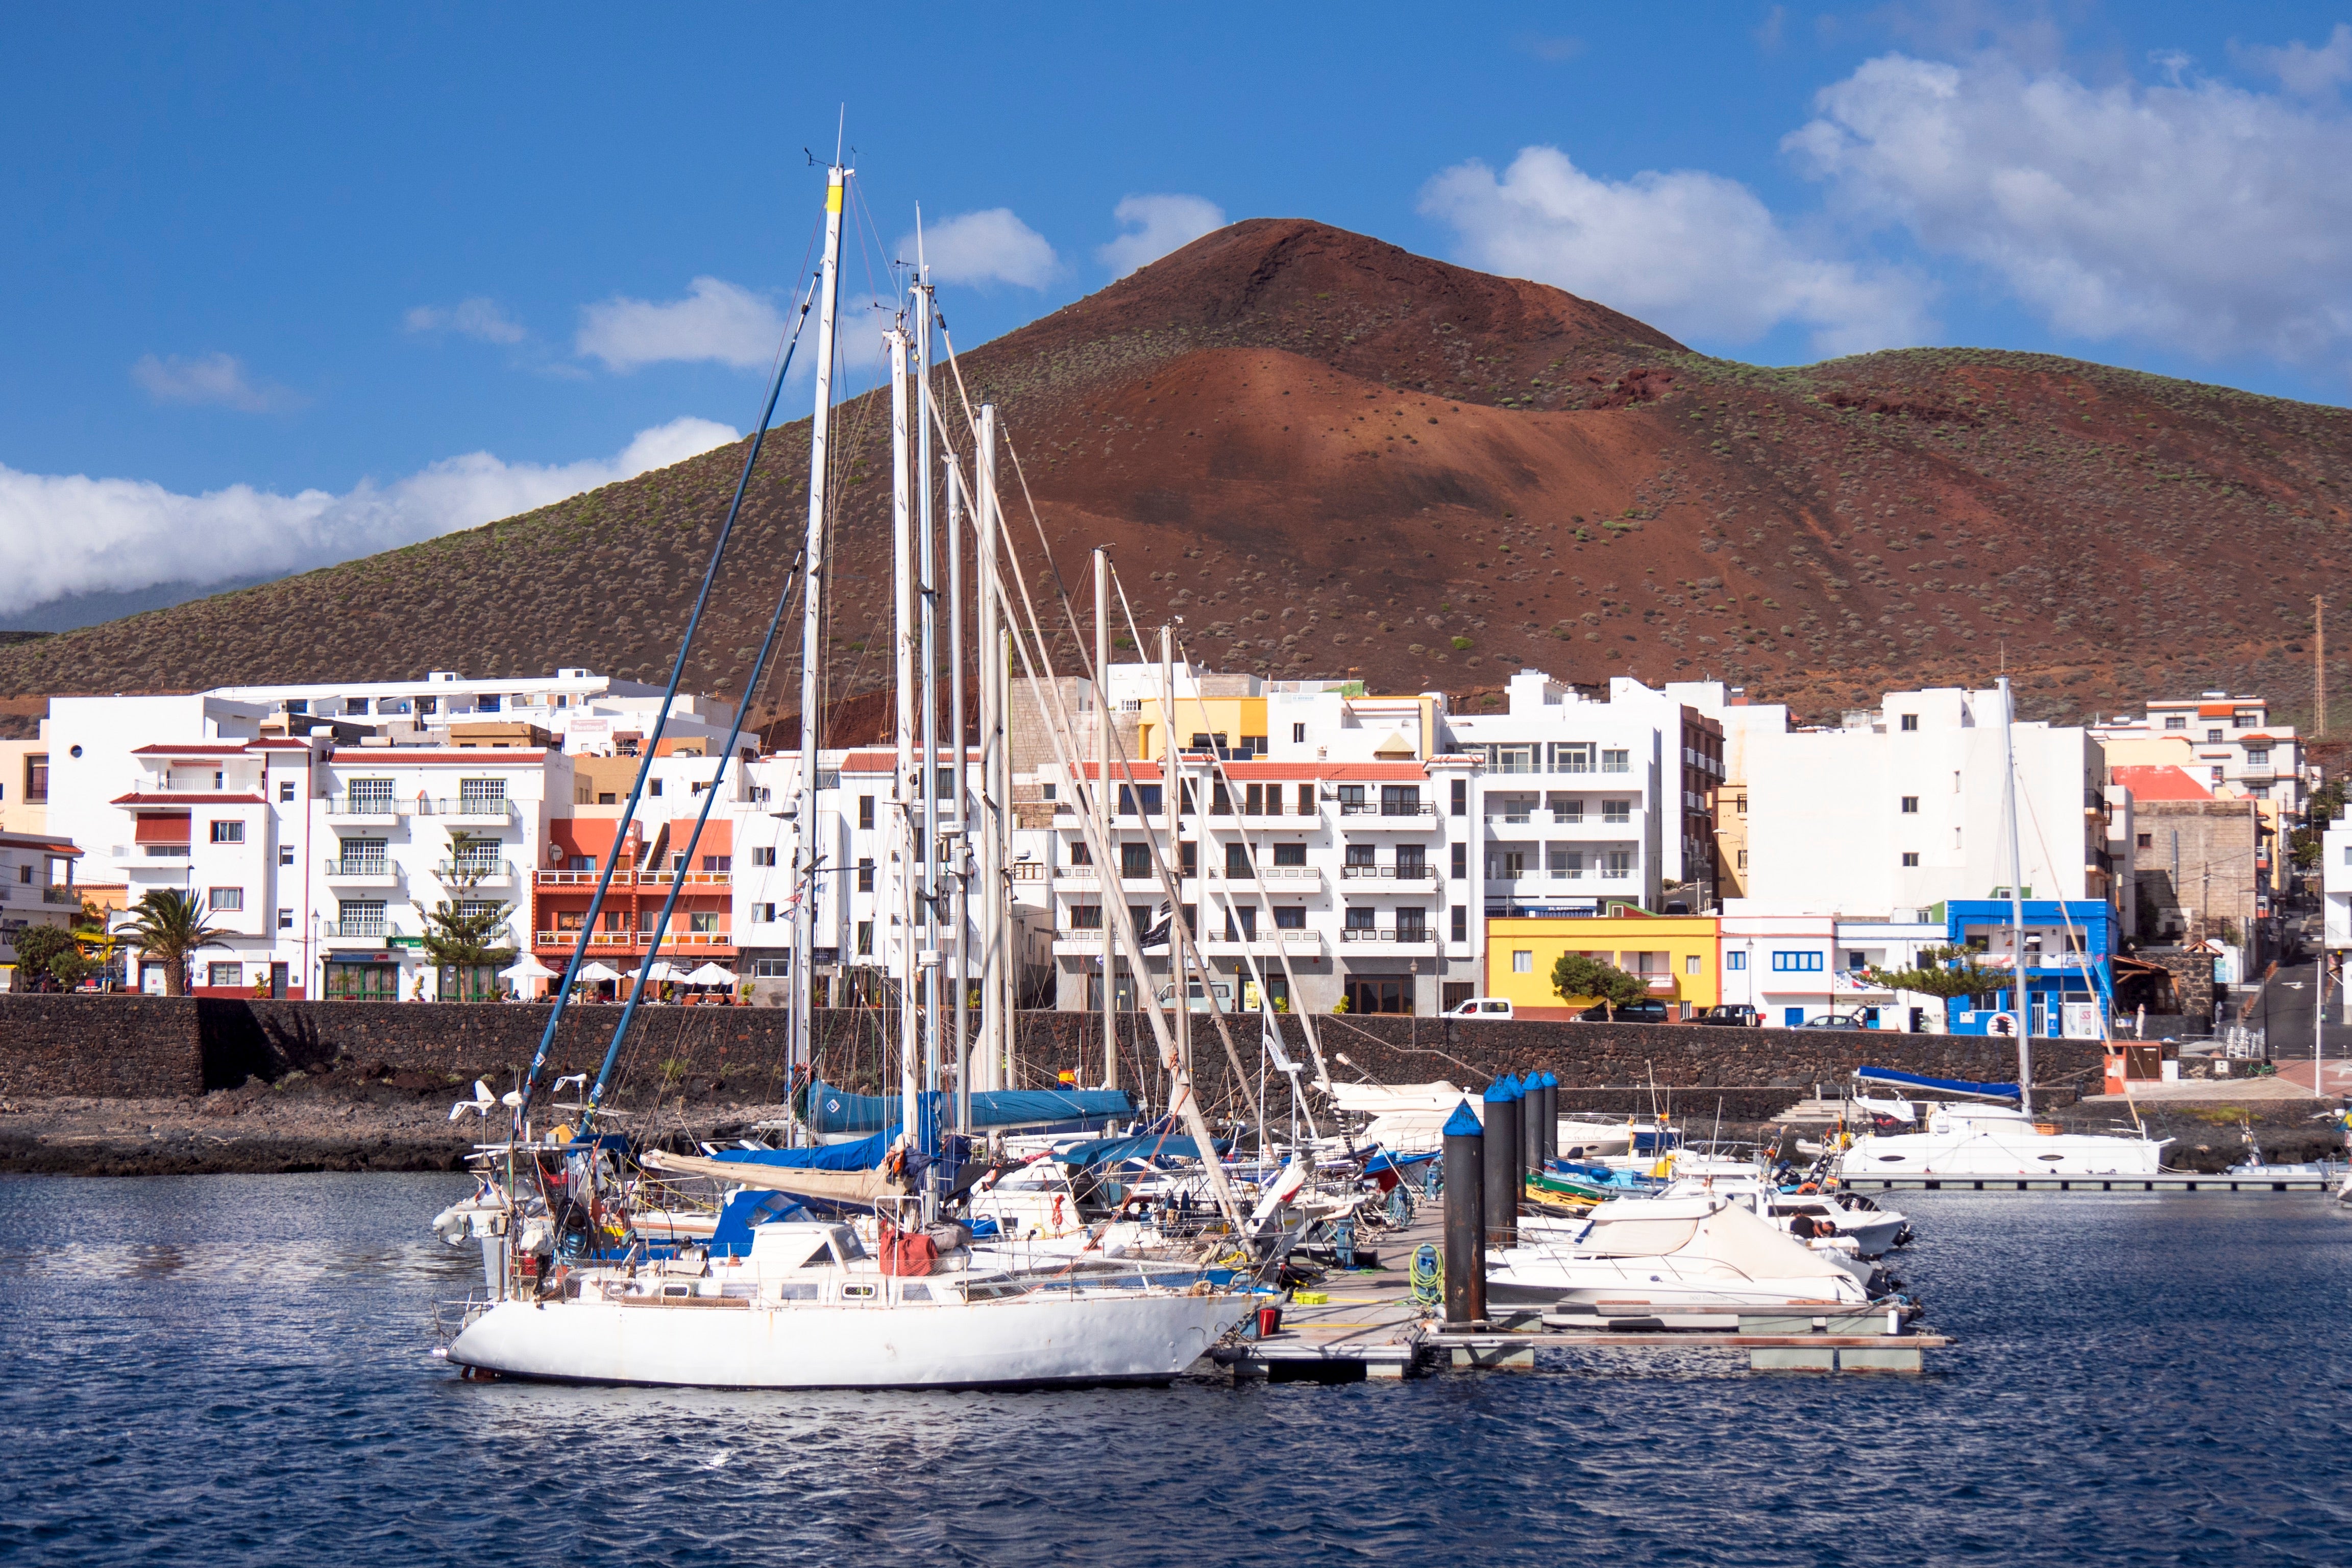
[{"x1": 1485, "y1": 1194, "x2": 1881, "y2": 1310}]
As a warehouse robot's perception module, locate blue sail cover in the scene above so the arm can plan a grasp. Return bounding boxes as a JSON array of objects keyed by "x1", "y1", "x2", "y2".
[
  {"x1": 707, "y1": 1125, "x2": 896, "y2": 1171},
  {"x1": 1857, "y1": 1065, "x2": 2020, "y2": 1101},
  {"x1": 802, "y1": 1080, "x2": 1134, "y2": 1136},
  {"x1": 1054, "y1": 1134, "x2": 1228, "y2": 1168}
]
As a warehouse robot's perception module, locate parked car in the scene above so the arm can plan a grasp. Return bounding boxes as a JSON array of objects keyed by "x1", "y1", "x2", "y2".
[
  {"x1": 1801, "y1": 1013, "x2": 1868, "y2": 1031},
  {"x1": 1693, "y1": 1003, "x2": 1761, "y2": 1027},
  {"x1": 1444, "y1": 997, "x2": 1515, "y2": 1019},
  {"x1": 1577, "y1": 1000, "x2": 1672, "y2": 1024}
]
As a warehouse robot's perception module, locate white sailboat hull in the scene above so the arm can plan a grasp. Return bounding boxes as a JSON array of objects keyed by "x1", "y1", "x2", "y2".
[
  {"x1": 1845, "y1": 1122, "x2": 2168, "y2": 1179},
  {"x1": 447, "y1": 1289, "x2": 1253, "y2": 1389}
]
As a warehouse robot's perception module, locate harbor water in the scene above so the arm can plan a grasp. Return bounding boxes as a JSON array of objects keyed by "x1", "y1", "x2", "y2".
[{"x1": 2, "y1": 1172, "x2": 2348, "y2": 1566}]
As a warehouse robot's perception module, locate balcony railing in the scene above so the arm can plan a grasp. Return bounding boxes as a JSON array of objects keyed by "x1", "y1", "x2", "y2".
[
  {"x1": 325, "y1": 796, "x2": 403, "y2": 818},
  {"x1": 322, "y1": 919, "x2": 394, "y2": 940},
  {"x1": 1009, "y1": 863, "x2": 1047, "y2": 881},
  {"x1": 436, "y1": 858, "x2": 513, "y2": 880},
  {"x1": 113, "y1": 844, "x2": 192, "y2": 859},
  {"x1": 1339, "y1": 927, "x2": 1436, "y2": 945},
  {"x1": 634, "y1": 869, "x2": 732, "y2": 887},
  {"x1": 325, "y1": 796, "x2": 517, "y2": 819},
  {"x1": 533, "y1": 929, "x2": 736, "y2": 949},
  {"x1": 1337, "y1": 801, "x2": 1435, "y2": 817},
  {"x1": 41, "y1": 886, "x2": 81, "y2": 905},
  {"x1": 1339, "y1": 864, "x2": 1436, "y2": 881},
  {"x1": 324, "y1": 858, "x2": 396, "y2": 880}
]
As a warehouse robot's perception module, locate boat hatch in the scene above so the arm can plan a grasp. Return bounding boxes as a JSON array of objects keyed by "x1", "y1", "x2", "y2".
[
  {"x1": 842, "y1": 1283, "x2": 878, "y2": 1301},
  {"x1": 662, "y1": 1284, "x2": 690, "y2": 1297}
]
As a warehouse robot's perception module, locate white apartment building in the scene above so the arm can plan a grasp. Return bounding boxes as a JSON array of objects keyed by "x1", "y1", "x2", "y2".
[
  {"x1": 1739, "y1": 687, "x2": 2117, "y2": 917},
  {"x1": 0, "y1": 828, "x2": 82, "y2": 974},
  {"x1": 1718, "y1": 910, "x2": 1840, "y2": 1028},
  {"x1": 2321, "y1": 817, "x2": 2352, "y2": 965},
  {"x1": 205, "y1": 668, "x2": 736, "y2": 756},
  {"x1": 2091, "y1": 694, "x2": 2306, "y2": 811}
]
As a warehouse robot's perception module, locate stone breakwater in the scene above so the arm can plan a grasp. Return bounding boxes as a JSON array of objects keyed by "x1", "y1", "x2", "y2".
[{"x1": 0, "y1": 995, "x2": 2122, "y2": 1173}]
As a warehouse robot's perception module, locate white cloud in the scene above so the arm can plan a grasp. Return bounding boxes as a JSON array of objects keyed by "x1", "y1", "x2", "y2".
[
  {"x1": 0, "y1": 417, "x2": 737, "y2": 620},
  {"x1": 1785, "y1": 50, "x2": 2352, "y2": 362},
  {"x1": 2236, "y1": 22, "x2": 2352, "y2": 96},
  {"x1": 576, "y1": 277, "x2": 785, "y2": 372},
  {"x1": 405, "y1": 297, "x2": 526, "y2": 344},
  {"x1": 902, "y1": 208, "x2": 1058, "y2": 289},
  {"x1": 130, "y1": 352, "x2": 295, "y2": 412},
  {"x1": 1096, "y1": 194, "x2": 1227, "y2": 279},
  {"x1": 1418, "y1": 145, "x2": 1931, "y2": 354}
]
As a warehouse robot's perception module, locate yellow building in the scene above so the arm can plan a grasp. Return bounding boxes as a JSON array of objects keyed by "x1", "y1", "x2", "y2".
[{"x1": 1486, "y1": 910, "x2": 1723, "y2": 1020}]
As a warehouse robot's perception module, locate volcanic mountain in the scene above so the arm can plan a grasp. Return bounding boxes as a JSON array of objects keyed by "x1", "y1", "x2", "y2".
[{"x1": 7, "y1": 218, "x2": 2351, "y2": 728}]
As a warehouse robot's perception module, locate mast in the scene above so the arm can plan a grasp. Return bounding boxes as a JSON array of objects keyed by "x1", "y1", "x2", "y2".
[
  {"x1": 793, "y1": 157, "x2": 847, "y2": 1106},
  {"x1": 1095, "y1": 547, "x2": 1116, "y2": 1090},
  {"x1": 1999, "y1": 675, "x2": 2033, "y2": 1115},
  {"x1": 914, "y1": 265, "x2": 943, "y2": 1175},
  {"x1": 889, "y1": 325, "x2": 919, "y2": 1160},
  {"x1": 976, "y1": 405, "x2": 1004, "y2": 1091},
  {"x1": 947, "y1": 466, "x2": 969, "y2": 1128},
  {"x1": 1162, "y1": 622, "x2": 1189, "y2": 1098}
]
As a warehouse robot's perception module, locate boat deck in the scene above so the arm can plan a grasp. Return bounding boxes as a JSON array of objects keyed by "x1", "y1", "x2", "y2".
[
  {"x1": 1842, "y1": 1172, "x2": 2338, "y2": 1192},
  {"x1": 1202, "y1": 1205, "x2": 1954, "y2": 1380}
]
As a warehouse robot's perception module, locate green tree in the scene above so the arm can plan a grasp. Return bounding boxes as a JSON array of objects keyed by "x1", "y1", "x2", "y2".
[
  {"x1": 419, "y1": 876, "x2": 516, "y2": 969},
  {"x1": 1550, "y1": 951, "x2": 1648, "y2": 1016},
  {"x1": 1863, "y1": 944, "x2": 2010, "y2": 1000},
  {"x1": 121, "y1": 888, "x2": 225, "y2": 997},
  {"x1": 12, "y1": 923, "x2": 80, "y2": 991}
]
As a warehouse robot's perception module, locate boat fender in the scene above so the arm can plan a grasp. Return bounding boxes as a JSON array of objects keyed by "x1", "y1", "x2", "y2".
[{"x1": 1051, "y1": 1194, "x2": 1065, "y2": 1229}]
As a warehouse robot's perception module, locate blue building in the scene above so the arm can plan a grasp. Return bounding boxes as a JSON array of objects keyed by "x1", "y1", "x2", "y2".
[{"x1": 1943, "y1": 899, "x2": 2115, "y2": 1038}]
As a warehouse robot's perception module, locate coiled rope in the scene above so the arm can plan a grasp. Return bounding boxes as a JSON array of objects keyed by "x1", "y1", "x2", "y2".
[{"x1": 1409, "y1": 1243, "x2": 1442, "y2": 1308}]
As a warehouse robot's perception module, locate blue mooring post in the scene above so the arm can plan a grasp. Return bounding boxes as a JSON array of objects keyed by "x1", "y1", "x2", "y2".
[
  {"x1": 1482, "y1": 1074, "x2": 1522, "y2": 1252},
  {"x1": 1441, "y1": 1098, "x2": 1486, "y2": 1327},
  {"x1": 1539, "y1": 1071, "x2": 1559, "y2": 1166},
  {"x1": 1521, "y1": 1069, "x2": 1545, "y2": 1184}
]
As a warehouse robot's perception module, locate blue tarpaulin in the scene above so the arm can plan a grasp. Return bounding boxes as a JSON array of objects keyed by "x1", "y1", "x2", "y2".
[
  {"x1": 802, "y1": 1080, "x2": 1134, "y2": 1136},
  {"x1": 1857, "y1": 1065, "x2": 2020, "y2": 1101},
  {"x1": 707, "y1": 1126, "x2": 894, "y2": 1171},
  {"x1": 1054, "y1": 1134, "x2": 1228, "y2": 1168}
]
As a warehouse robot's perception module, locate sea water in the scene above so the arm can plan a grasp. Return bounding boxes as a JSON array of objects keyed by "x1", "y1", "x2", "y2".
[{"x1": 1, "y1": 1173, "x2": 2348, "y2": 1566}]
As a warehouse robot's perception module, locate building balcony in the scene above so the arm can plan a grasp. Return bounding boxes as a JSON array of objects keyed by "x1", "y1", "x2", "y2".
[
  {"x1": 1199, "y1": 930, "x2": 1325, "y2": 958},
  {"x1": 436, "y1": 860, "x2": 518, "y2": 888},
  {"x1": 1008, "y1": 862, "x2": 1048, "y2": 883},
  {"x1": 635, "y1": 868, "x2": 731, "y2": 888},
  {"x1": 40, "y1": 885, "x2": 81, "y2": 905},
  {"x1": 1208, "y1": 864, "x2": 1321, "y2": 891},
  {"x1": 325, "y1": 796, "x2": 405, "y2": 824},
  {"x1": 532, "y1": 928, "x2": 736, "y2": 951},
  {"x1": 534, "y1": 868, "x2": 606, "y2": 887},
  {"x1": 1338, "y1": 864, "x2": 1437, "y2": 883},
  {"x1": 422, "y1": 797, "x2": 518, "y2": 824},
  {"x1": 323, "y1": 859, "x2": 401, "y2": 888},
  {"x1": 1338, "y1": 927, "x2": 1437, "y2": 948},
  {"x1": 322, "y1": 919, "x2": 394, "y2": 944}
]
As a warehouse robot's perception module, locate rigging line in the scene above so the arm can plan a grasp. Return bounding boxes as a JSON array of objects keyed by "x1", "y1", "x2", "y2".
[
  {"x1": 516, "y1": 273, "x2": 820, "y2": 1129},
  {"x1": 583, "y1": 543, "x2": 812, "y2": 1132}
]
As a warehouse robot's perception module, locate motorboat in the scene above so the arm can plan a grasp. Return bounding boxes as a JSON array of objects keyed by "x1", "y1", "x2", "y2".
[
  {"x1": 443, "y1": 1220, "x2": 1254, "y2": 1389},
  {"x1": 1484, "y1": 1193, "x2": 1881, "y2": 1310},
  {"x1": 1658, "y1": 1174, "x2": 1912, "y2": 1257},
  {"x1": 1841, "y1": 1101, "x2": 2169, "y2": 1179}
]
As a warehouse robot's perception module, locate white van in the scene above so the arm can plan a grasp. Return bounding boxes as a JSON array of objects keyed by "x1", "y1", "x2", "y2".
[
  {"x1": 1155, "y1": 979, "x2": 1236, "y2": 1014},
  {"x1": 1444, "y1": 997, "x2": 1514, "y2": 1019}
]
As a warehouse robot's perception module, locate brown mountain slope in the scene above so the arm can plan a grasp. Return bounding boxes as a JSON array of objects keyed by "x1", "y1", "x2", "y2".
[{"x1": 5, "y1": 217, "x2": 2349, "y2": 727}]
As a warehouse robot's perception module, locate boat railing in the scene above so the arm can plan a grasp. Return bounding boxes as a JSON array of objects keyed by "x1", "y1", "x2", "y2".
[{"x1": 431, "y1": 1289, "x2": 498, "y2": 1343}]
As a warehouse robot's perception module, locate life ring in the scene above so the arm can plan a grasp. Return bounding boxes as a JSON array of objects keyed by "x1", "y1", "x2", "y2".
[{"x1": 1797, "y1": 1181, "x2": 1819, "y2": 1194}]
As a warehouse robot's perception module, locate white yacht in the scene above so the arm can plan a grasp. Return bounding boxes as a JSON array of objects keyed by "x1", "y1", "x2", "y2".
[
  {"x1": 1842, "y1": 1101, "x2": 2169, "y2": 1179},
  {"x1": 1485, "y1": 1194, "x2": 1878, "y2": 1311},
  {"x1": 1325, "y1": 1078, "x2": 1634, "y2": 1156},
  {"x1": 1658, "y1": 1174, "x2": 1912, "y2": 1257},
  {"x1": 444, "y1": 1221, "x2": 1253, "y2": 1389}
]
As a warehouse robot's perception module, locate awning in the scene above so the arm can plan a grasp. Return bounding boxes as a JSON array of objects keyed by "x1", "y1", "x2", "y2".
[
  {"x1": 499, "y1": 954, "x2": 559, "y2": 981},
  {"x1": 134, "y1": 813, "x2": 192, "y2": 844},
  {"x1": 684, "y1": 961, "x2": 737, "y2": 985},
  {"x1": 575, "y1": 960, "x2": 623, "y2": 982}
]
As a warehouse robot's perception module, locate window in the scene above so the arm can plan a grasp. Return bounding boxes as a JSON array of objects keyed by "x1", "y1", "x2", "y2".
[
  {"x1": 688, "y1": 912, "x2": 719, "y2": 934},
  {"x1": 1737, "y1": 849, "x2": 1749, "y2": 869},
  {"x1": 1491, "y1": 744, "x2": 1536, "y2": 775},
  {"x1": 278, "y1": 845, "x2": 294, "y2": 867},
  {"x1": 1552, "y1": 742, "x2": 1595, "y2": 774},
  {"x1": 1241, "y1": 734, "x2": 1266, "y2": 757},
  {"x1": 207, "y1": 963, "x2": 242, "y2": 988},
  {"x1": 1120, "y1": 843, "x2": 1150, "y2": 879},
  {"x1": 1179, "y1": 841, "x2": 1197, "y2": 877},
  {"x1": 1684, "y1": 954, "x2": 1701, "y2": 975},
  {"x1": 1381, "y1": 785, "x2": 1420, "y2": 815},
  {"x1": 1292, "y1": 723, "x2": 1307, "y2": 744},
  {"x1": 1119, "y1": 784, "x2": 1164, "y2": 815},
  {"x1": 1396, "y1": 843, "x2": 1428, "y2": 874},
  {"x1": 337, "y1": 839, "x2": 387, "y2": 874},
  {"x1": 857, "y1": 857, "x2": 875, "y2": 892},
  {"x1": 1512, "y1": 949, "x2": 1533, "y2": 973},
  {"x1": 752, "y1": 846, "x2": 777, "y2": 867},
  {"x1": 1296, "y1": 783, "x2": 1315, "y2": 815},
  {"x1": 277, "y1": 908, "x2": 293, "y2": 930},
  {"x1": 702, "y1": 855, "x2": 730, "y2": 873},
  {"x1": 1451, "y1": 905, "x2": 1466, "y2": 942},
  {"x1": 1068, "y1": 839, "x2": 1092, "y2": 866},
  {"x1": 1548, "y1": 793, "x2": 1583, "y2": 823},
  {"x1": 648, "y1": 778, "x2": 664, "y2": 798},
  {"x1": 1601, "y1": 850, "x2": 1631, "y2": 879},
  {"x1": 1223, "y1": 905, "x2": 1257, "y2": 941},
  {"x1": 1344, "y1": 843, "x2": 1377, "y2": 868},
  {"x1": 1771, "y1": 950, "x2": 1824, "y2": 972},
  {"x1": 1336, "y1": 785, "x2": 1365, "y2": 809},
  {"x1": 209, "y1": 887, "x2": 243, "y2": 912},
  {"x1": 1274, "y1": 905, "x2": 1307, "y2": 930},
  {"x1": 24, "y1": 757, "x2": 46, "y2": 803},
  {"x1": 1451, "y1": 843, "x2": 1467, "y2": 878},
  {"x1": 458, "y1": 778, "x2": 506, "y2": 813},
  {"x1": 1726, "y1": 951, "x2": 1746, "y2": 971},
  {"x1": 211, "y1": 820, "x2": 245, "y2": 843},
  {"x1": 2164, "y1": 715, "x2": 2186, "y2": 729},
  {"x1": 1069, "y1": 904, "x2": 1102, "y2": 929},
  {"x1": 2207, "y1": 728, "x2": 2223, "y2": 743},
  {"x1": 1451, "y1": 778, "x2": 1467, "y2": 817},
  {"x1": 754, "y1": 902, "x2": 776, "y2": 922},
  {"x1": 1846, "y1": 951, "x2": 1866, "y2": 971},
  {"x1": 1273, "y1": 842, "x2": 1306, "y2": 867},
  {"x1": 1899, "y1": 713, "x2": 1919, "y2": 731},
  {"x1": 2246, "y1": 748, "x2": 2271, "y2": 767},
  {"x1": 1395, "y1": 907, "x2": 1427, "y2": 938},
  {"x1": 1345, "y1": 906, "x2": 1377, "y2": 930},
  {"x1": 1225, "y1": 842, "x2": 1251, "y2": 877},
  {"x1": 1489, "y1": 849, "x2": 1526, "y2": 879},
  {"x1": 1549, "y1": 847, "x2": 1582, "y2": 880},
  {"x1": 2137, "y1": 834, "x2": 2151, "y2": 849},
  {"x1": 278, "y1": 780, "x2": 296, "y2": 803},
  {"x1": 1902, "y1": 852, "x2": 1920, "y2": 867},
  {"x1": 1245, "y1": 783, "x2": 1265, "y2": 816},
  {"x1": 859, "y1": 796, "x2": 876, "y2": 830},
  {"x1": 1602, "y1": 799, "x2": 1630, "y2": 825},
  {"x1": 1601, "y1": 748, "x2": 1630, "y2": 774},
  {"x1": 1041, "y1": 782, "x2": 1056, "y2": 801},
  {"x1": 855, "y1": 921, "x2": 873, "y2": 956},
  {"x1": 753, "y1": 959, "x2": 791, "y2": 978},
  {"x1": 1900, "y1": 796, "x2": 1919, "y2": 814}
]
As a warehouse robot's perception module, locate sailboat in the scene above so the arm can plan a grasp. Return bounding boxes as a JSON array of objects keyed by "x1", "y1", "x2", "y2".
[
  {"x1": 1838, "y1": 678, "x2": 2170, "y2": 1182},
  {"x1": 441, "y1": 153, "x2": 1257, "y2": 1388}
]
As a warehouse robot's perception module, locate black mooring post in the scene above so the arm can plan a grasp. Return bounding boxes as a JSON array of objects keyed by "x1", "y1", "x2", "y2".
[
  {"x1": 1441, "y1": 1098, "x2": 1485, "y2": 1327},
  {"x1": 1521, "y1": 1071, "x2": 1545, "y2": 1183},
  {"x1": 1482, "y1": 1075, "x2": 1521, "y2": 1252},
  {"x1": 1540, "y1": 1071, "x2": 1559, "y2": 1165}
]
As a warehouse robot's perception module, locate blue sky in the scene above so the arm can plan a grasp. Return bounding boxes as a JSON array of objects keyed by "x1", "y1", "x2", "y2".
[{"x1": 7, "y1": 2, "x2": 2352, "y2": 627}]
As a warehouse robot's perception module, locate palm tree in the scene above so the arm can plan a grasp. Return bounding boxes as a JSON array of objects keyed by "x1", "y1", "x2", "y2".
[{"x1": 121, "y1": 888, "x2": 225, "y2": 997}]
